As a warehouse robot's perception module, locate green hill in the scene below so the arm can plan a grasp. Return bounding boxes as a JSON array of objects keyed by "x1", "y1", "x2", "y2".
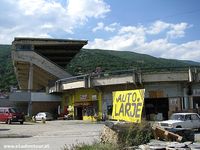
[
  {"x1": 0, "y1": 45, "x2": 200, "y2": 91},
  {"x1": 0, "y1": 45, "x2": 17, "y2": 91},
  {"x1": 66, "y1": 49, "x2": 200, "y2": 75}
]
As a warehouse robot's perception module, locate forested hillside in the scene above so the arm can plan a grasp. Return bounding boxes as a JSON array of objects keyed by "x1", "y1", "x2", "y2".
[
  {"x1": 0, "y1": 45, "x2": 17, "y2": 91},
  {"x1": 0, "y1": 45, "x2": 200, "y2": 91},
  {"x1": 66, "y1": 49, "x2": 200, "y2": 75}
]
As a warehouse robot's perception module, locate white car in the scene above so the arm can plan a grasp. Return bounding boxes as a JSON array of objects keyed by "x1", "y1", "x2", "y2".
[
  {"x1": 35, "y1": 112, "x2": 53, "y2": 121},
  {"x1": 158, "y1": 113, "x2": 200, "y2": 129}
]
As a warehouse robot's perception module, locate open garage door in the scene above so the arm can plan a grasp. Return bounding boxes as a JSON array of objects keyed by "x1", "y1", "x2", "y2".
[{"x1": 144, "y1": 98, "x2": 169, "y2": 121}]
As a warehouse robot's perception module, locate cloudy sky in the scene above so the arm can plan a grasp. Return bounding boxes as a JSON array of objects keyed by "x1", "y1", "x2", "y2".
[{"x1": 0, "y1": 0, "x2": 200, "y2": 62}]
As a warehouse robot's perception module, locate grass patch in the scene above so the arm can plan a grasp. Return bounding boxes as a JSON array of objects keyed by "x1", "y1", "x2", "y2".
[{"x1": 62, "y1": 142, "x2": 119, "y2": 150}]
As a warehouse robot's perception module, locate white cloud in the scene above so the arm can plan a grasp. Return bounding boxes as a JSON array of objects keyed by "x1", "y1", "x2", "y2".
[
  {"x1": 0, "y1": 26, "x2": 51, "y2": 44},
  {"x1": 147, "y1": 20, "x2": 170, "y2": 35},
  {"x1": 92, "y1": 22, "x2": 119, "y2": 32},
  {"x1": 18, "y1": 0, "x2": 63, "y2": 16},
  {"x1": 118, "y1": 26, "x2": 145, "y2": 37},
  {"x1": 0, "y1": 1, "x2": 198, "y2": 62},
  {"x1": 0, "y1": 0, "x2": 110, "y2": 44},
  {"x1": 140, "y1": 39, "x2": 176, "y2": 56},
  {"x1": 67, "y1": 0, "x2": 110, "y2": 22},
  {"x1": 92, "y1": 22, "x2": 104, "y2": 32},
  {"x1": 146, "y1": 21, "x2": 190, "y2": 39},
  {"x1": 104, "y1": 23, "x2": 119, "y2": 32},
  {"x1": 161, "y1": 40, "x2": 200, "y2": 61},
  {"x1": 87, "y1": 20, "x2": 200, "y2": 62},
  {"x1": 88, "y1": 32, "x2": 145, "y2": 51},
  {"x1": 167, "y1": 23, "x2": 189, "y2": 39}
]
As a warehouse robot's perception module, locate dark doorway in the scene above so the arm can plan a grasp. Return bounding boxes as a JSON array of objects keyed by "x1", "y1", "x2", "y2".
[
  {"x1": 76, "y1": 107, "x2": 83, "y2": 120},
  {"x1": 193, "y1": 96, "x2": 200, "y2": 114},
  {"x1": 144, "y1": 98, "x2": 169, "y2": 120},
  {"x1": 193, "y1": 97, "x2": 200, "y2": 109}
]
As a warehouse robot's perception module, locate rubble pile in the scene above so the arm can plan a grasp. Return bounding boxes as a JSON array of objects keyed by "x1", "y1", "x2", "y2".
[
  {"x1": 100, "y1": 121, "x2": 199, "y2": 150},
  {"x1": 100, "y1": 121, "x2": 153, "y2": 145},
  {"x1": 137, "y1": 140, "x2": 200, "y2": 150},
  {"x1": 100, "y1": 124, "x2": 119, "y2": 144}
]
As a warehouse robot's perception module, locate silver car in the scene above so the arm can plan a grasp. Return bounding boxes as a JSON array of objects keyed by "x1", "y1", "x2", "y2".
[
  {"x1": 35, "y1": 112, "x2": 53, "y2": 121},
  {"x1": 158, "y1": 113, "x2": 200, "y2": 129}
]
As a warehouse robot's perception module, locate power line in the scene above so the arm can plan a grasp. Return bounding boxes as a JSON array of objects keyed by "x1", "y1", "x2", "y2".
[
  {"x1": 144, "y1": 9, "x2": 200, "y2": 23},
  {"x1": 160, "y1": 9, "x2": 200, "y2": 20}
]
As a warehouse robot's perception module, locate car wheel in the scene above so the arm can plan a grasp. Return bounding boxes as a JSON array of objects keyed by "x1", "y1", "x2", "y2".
[
  {"x1": 41, "y1": 117, "x2": 46, "y2": 123},
  {"x1": 176, "y1": 125, "x2": 182, "y2": 128},
  {"x1": 7, "y1": 119, "x2": 11, "y2": 124},
  {"x1": 20, "y1": 121, "x2": 23, "y2": 124}
]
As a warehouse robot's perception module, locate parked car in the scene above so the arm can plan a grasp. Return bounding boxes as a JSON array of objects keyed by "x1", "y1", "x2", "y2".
[
  {"x1": 158, "y1": 113, "x2": 200, "y2": 129},
  {"x1": 35, "y1": 112, "x2": 53, "y2": 121},
  {"x1": 0, "y1": 107, "x2": 25, "y2": 124}
]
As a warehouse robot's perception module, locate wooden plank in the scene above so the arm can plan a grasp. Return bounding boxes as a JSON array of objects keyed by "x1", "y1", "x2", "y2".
[{"x1": 152, "y1": 126, "x2": 182, "y2": 142}]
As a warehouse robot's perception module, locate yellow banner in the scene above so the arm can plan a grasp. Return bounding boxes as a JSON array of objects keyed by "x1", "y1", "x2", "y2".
[{"x1": 112, "y1": 89, "x2": 145, "y2": 123}]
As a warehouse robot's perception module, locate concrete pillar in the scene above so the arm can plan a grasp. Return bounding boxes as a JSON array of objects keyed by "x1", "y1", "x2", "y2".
[
  {"x1": 98, "y1": 91, "x2": 102, "y2": 119},
  {"x1": 183, "y1": 88, "x2": 189, "y2": 110},
  {"x1": 189, "y1": 96, "x2": 194, "y2": 109},
  {"x1": 28, "y1": 63, "x2": 33, "y2": 91},
  {"x1": 87, "y1": 75, "x2": 91, "y2": 88},
  {"x1": 27, "y1": 63, "x2": 33, "y2": 116}
]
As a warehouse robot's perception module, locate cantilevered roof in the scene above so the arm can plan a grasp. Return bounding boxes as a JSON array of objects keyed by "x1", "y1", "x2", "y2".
[
  {"x1": 12, "y1": 37, "x2": 87, "y2": 91},
  {"x1": 13, "y1": 37, "x2": 88, "y2": 68}
]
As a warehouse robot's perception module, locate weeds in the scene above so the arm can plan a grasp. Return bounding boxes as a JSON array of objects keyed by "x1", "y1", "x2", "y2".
[{"x1": 62, "y1": 142, "x2": 119, "y2": 150}]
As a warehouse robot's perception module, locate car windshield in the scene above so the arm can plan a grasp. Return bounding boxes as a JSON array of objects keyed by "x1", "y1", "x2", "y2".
[
  {"x1": 37, "y1": 113, "x2": 44, "y2": 116},
  {"x1": 170, "y1": 114, "x2": 185, "y2": 121},
  {"x1": 9, "y1": 108, "x2": 19, "y2": 113}
]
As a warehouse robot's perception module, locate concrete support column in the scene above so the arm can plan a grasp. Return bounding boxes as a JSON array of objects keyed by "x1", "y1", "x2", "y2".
[
  {"x1": 27, "y1": 63, "x2": 33, "y2": 116},
  {"x1": 183, "y1": 88, "x2": 189, "y2": 110},
  {"x1": 72, "y1": 94, "x2": 75, "y2": 118},
  {"x1": 28, "y1": 63, "x2": 33, "y2": 91},
  {"x1": 189, "y1": 96, "x2": 194, "y2": 109},
  {"x1": 98, "y1": 91, "x2": 102, "y2": 119},
  {"x1": 87, "y1": 75, "x2": 91, "y2": 88}
]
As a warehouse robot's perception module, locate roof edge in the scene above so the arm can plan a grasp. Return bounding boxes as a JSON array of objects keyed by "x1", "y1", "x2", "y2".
[{"x1": 13, "y1": 37, "x2": 88, "y2": 44}]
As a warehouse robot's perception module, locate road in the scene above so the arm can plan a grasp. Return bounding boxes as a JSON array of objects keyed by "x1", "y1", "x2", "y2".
[{"x1": 0, "y1": 120, "x2": 104, "y2": 150}]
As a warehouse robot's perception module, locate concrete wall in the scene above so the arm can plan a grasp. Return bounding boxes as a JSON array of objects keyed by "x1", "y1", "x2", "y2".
[
  {"x1": 9, "y1": 91, "x2": 31, "y2": 101},
  {"x1": 92, "y1": 75, "x2": 135, "y2": 86},
  {"x1": 0, "y1": 98, "x2": 16, "y2": 107},
  {"x1": 31, "y1": 92, "x2": 61, "y2": 102},
  {"x1": 9, "y1": 92, "x2": 61, "y2": 102},
  {"x1": 109, "y1": 82, "x2": 181, "y2": 97},
  {"x1": 144, "y1": 83, "x2": 184, "y2": 98},
  {"x1": 62, "y1": 80, "x2": 86, "y2": 90},
  {"x1": 59, "y1": 71, "x2": 190, "y2": 91},
  {"x1": 142, "y1": 72, "x2": 189, "y2": 82}
]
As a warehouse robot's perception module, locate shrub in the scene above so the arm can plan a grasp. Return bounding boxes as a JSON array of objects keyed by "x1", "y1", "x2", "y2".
[{"x1": 118, "y1": 120, "x2": 153, "y2": 146}]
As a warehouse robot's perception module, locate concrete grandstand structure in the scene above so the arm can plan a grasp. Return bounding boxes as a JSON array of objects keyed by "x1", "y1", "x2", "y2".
[
  {"x1": 10, "y1": 37, "x2": 200, "y2": 121},
  {"x1": 49, "y1": 67, "x2": 200, "y2": 121},
  {"x1": 11, "y1": 37, "x2": 87, "y2": 115}
]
